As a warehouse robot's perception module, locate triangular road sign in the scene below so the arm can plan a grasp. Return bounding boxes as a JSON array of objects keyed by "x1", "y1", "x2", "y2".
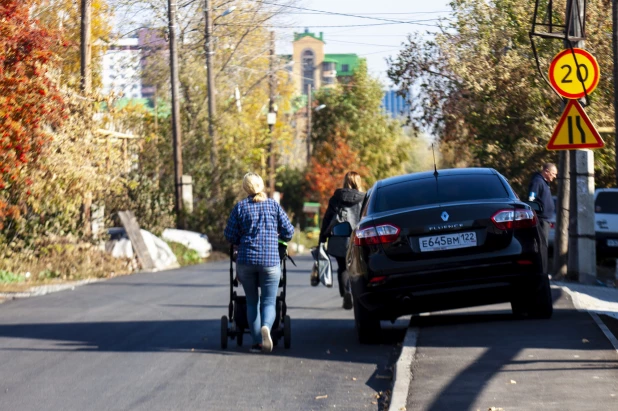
[{"x1": 547, "y1": 100, "x2": 604, "y2": 150}]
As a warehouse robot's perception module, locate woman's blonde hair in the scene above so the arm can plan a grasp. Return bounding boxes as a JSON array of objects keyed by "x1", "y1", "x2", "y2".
[
  {"x1": 343, "y1": 171, "x2": 363, "y2": 192},
  {"x1": 243, "y1": 172, "x2": 267, "y2": 202}
]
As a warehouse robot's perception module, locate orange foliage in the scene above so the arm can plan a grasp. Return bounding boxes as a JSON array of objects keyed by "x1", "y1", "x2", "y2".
[
  {"x1": 0, "y1": 0, "x2": 67, "y2": 225},
  {"x1": 305, "y1": 135, "x2": 368, "y2": 214}
]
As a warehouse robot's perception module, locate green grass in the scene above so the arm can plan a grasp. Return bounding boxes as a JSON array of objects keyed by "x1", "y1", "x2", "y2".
[
  {"x1": 0, "y1": 270, "x2": 25, "y2": 284},
  {"x1": 166, "y1": 242, "x2": 204, "y2": 266}
]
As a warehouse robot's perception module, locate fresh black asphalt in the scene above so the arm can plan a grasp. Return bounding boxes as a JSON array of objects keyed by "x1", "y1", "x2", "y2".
[
  {"x1": 406, "y1": 288, "x2": 618, "y2": 410},
  {"x1": 0, "y1": 255, "x2": 404, "y2": 411},
  {"x1": 2, "y1": 256, "x2": 617, "y2": 411}
]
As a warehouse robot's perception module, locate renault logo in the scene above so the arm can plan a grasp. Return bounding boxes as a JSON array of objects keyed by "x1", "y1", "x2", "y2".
[{"x1": 441, "y1": 211, "x2": 449, "y2": 222}]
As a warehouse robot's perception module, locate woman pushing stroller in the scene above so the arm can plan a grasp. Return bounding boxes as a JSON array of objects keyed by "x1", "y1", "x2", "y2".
[{"x1": 224, "y1": 172, "x2": 294, "y2": 353}]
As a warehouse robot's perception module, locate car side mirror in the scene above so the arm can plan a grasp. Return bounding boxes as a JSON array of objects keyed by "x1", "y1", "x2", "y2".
[
  {"x1": 331, "y1": 222, "x2": 352, "y2": 237},
  {"x1": 523, "y1": 200, "x2": 543, "y2": 213}
]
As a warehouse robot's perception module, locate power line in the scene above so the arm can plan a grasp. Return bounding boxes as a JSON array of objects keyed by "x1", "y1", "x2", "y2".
[
  {"x1": 217, "y1": 22, "x2": 440, "y2": 28},
  {"x1": 279, "y1": 10, "x2": 451, "y2": 16},
  {"x1": 357, "y1": 48, "x2": 402, "y2": 56},
  {"x1": 254, "y1": 0, "x2": 445, "y2": 25},
  {"x1": 326, "y1": 39, "x2": 402, "y2": 47}
]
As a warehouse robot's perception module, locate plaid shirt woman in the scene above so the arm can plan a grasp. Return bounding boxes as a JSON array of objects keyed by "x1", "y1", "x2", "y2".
[{"x1": 224, "y1": 173, "x2": 294, "y2": 353}]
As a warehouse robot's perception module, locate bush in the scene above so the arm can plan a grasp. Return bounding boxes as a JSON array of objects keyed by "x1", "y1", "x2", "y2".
[
  {"x1": 0, "y1": 270, "x2": 25, "y2": 284},
  {"x1": 166, "y1": 241, "x2": 203, "y2": 266},
  {"x1": 0, "y1": 238, "x2": 131, "y2": 282}
]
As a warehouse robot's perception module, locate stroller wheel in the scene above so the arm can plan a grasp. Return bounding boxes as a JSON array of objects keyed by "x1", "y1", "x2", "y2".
[
  {"x1": 283, "y1": 315, "x2": 291, "y2": 349},
  {"x1": 220, "y1": 316, "x2": 228, "y2": 349}
]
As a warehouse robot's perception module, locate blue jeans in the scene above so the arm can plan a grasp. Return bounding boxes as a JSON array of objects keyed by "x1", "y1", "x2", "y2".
[{"x1": 236, "y1": 263, "x2": 280, "y2": 345}]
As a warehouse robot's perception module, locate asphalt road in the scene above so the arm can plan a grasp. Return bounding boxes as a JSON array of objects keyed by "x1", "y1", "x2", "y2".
[
  {"x1": 0, "y1": 255, "x2": 405, "y2": 411},
  {"x1": 406, "y1": 287, "x2": 618, "y2": 410}
]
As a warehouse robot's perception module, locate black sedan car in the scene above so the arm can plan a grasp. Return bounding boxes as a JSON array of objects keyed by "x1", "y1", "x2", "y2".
[{"x1": 334, "y1": 168, "x2": 552, "y2": 343}]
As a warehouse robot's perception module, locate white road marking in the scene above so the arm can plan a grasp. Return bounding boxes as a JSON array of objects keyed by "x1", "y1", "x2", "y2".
[{"x1": 388, "y1": 326, "x2": 419, "y2": 411}]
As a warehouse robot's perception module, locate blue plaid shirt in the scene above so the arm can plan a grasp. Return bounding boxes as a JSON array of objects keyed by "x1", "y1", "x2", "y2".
[{"x1": 224, "y1": 197, "x2": 295, "y2": 267}]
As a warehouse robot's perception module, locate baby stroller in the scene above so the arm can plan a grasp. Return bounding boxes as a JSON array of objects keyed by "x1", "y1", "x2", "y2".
[{"x1": 220, "y1": 242, "x2": 294, "y2": 349}]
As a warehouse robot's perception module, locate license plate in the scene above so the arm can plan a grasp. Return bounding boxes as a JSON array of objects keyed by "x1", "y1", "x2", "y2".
[
  {"x1": 608, "y1": 239, "x2": 618, "y2": 247},
  {"x1": 419, "y1": 232, "x2": 477, "y2": 252}
]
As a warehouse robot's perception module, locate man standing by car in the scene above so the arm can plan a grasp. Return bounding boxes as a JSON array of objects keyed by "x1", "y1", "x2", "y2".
[{"x1": 528, "y1": 163, "x2": 557, "y2": 247}]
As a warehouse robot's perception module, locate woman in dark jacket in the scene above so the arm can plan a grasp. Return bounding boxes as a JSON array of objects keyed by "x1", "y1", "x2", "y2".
[{"x1": 319, "y1": 171, "x2": 364, "y2": 310}]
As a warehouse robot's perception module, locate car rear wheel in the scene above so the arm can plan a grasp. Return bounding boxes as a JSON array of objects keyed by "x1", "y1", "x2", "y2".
[
  {"x1": 511, "y1": 275, "x2": 553, "y2": 319},
  {"x1": 353, "y1": 296, "x2": 381, "y2": 344}
]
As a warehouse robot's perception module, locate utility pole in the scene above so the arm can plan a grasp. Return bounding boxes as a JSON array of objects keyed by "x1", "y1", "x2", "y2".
[
  {"x1": 80, "y1": 0, "x2": 92, "y2": 237},
  {"x1": 566, "y1": 0, "x2": 596, "y2": 283},
  {"x1": 204, "y1": 0, "x2": 219, "y2": 196},
  {"x1": 306, "y1": 84, "x2": 312, "y2": 167},
  {"x1": 613, "y1": 0, "x2": 618, "y2": 186},
  {"x1": 168, "y1": 0, "x2": 184, "y2": 228},
  {"x1": 554, "y1": 149, "x2": 570, "y2": 279},
  {"x1": 268, "y1": 31, "x2": 277, "y2": 197},
  {"x1": 80, "y1": 0, "x2": 92, "y2": 93}
]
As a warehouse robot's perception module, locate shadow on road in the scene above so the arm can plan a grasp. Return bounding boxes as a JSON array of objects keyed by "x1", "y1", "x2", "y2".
[
  {"x1": 0, "y1": 317, "x2": 404, "y2": 406},
  {"x1": 407, "y1": 287, "x2": 618, "y2": 411}
]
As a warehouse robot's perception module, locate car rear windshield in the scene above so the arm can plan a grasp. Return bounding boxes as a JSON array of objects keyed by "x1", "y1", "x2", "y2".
[
  {"x1": 595, "y1": 192, "x2": 618, "y2": 214},
  {"x1": 374, "y1": 174, "x2": 510, "y2": 213}
]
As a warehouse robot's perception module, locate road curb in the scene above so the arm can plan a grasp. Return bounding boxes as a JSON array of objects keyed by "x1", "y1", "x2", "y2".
[
  {"x1": 388, "y1": 326, "x2": 419, "y2": 411},
  {"x1": 0, "y1": 279, "x2": 102, "y2": 300},
  {"x1": 588, "y1": 312, "x2": 618, "y2": 354},
  {"x1": 559, "y1": 285, "x2": 618, "y2": 354}
]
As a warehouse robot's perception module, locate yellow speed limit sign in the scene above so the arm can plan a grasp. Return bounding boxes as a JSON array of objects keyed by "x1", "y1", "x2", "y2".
[{"x1": 549, "y1": 48, "x2": 600, "y2": 99}]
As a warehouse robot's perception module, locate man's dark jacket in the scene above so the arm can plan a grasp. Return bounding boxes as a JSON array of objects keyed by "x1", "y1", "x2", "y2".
[{"x1": 527, "y1": 172, "x2": 555, "y2": 220}]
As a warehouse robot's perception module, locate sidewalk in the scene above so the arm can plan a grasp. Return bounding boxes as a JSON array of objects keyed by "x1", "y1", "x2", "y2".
[
  {"x1": 558, "y1": 281, "x2": 618, "y2": 320},
  {"x1": 388, "y1": 281, "x2": 618, "y2": 411}
]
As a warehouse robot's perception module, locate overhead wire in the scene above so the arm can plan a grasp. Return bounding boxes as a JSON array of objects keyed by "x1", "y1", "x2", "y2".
[
  {"x1": 216, "y1": 22, "x2": 441, "y2": 28},
  {"x1": 253, "y1": 0, "x2": 447, "y2": 25},
  {"x1": 326, "y1": 39, "x2": 403, "y2": 48}
]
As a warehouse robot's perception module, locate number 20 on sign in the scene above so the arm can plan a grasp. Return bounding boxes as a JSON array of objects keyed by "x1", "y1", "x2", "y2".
[
  {"x1": 548, "y1": 48, "x2": 600, "y2": 99},
  {"x1": 546, "y1": 48, "x2": 604, "y2": 150}
]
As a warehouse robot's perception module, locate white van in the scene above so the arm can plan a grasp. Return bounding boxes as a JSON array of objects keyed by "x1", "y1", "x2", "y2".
[{"x1": 595, "y1": 188, "x2": 618, "y2": 260}]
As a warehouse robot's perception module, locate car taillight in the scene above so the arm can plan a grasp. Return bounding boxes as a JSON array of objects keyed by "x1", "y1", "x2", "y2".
[
  {"x1": 354, "y1": 224, "x2": 400, "y2": 246},
  {"x1": 491, "y1": 209, "x2": 538, "y2": 230}
]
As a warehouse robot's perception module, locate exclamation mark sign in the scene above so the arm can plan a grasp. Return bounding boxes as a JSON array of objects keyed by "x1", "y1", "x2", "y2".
[{"x1": 567, "y1": 116, "x2": 573, "y2": 144}]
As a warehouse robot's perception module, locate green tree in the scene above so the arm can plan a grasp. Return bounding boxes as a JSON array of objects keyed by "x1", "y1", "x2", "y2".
[
  {"x1": 311, "y1": 59, "x2": 411, "y2": 186},
  {"x1": 388, "y1": 0, "x2": 615, "y2": 194}
]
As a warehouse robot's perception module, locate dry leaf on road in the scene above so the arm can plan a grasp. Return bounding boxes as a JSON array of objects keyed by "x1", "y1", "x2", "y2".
[
  {"x1": 352, "y1": 377, "x2": 357, "y2": 381},
  {"x1": 510, "y1": 380, "x2": 517, "y2": 384},
  {"x1": 315, "y1": 395, "x2": 328, "y2": 400}
]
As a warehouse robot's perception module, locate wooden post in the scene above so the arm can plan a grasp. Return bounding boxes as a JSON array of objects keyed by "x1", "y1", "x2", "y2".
[
  {"x1": 80, "y1": 0, "x2": 92, "y2": 93},
  {"x1": 268, "y1": 31, "x2": 276, "y2": 197},
  {"x1": 168, "y1": 0, "x2": 184, "y2": 229}
]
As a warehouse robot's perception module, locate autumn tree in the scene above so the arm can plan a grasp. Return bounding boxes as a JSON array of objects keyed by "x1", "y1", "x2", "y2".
[
  {"x1": 311, "y1": 59, "x2": 411, "y2": 186},
  {"x1": 33, "y1": 0, "x2": 113, "y2": 90},
  {"x1": 388, "y1": 0, "x2": 615, "y2": 194},
  {"x1": 0, "y1": 0, "x2": 67, "y2": 230},
  {"x1": 306, "y1": 133, "x2": 369, "y2": 214},
  {"x1": 96, "y1": 0, "x2": 299, "y2": 245}
]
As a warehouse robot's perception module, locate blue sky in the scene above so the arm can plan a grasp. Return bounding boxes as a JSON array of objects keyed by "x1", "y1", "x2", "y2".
[{"x1": 273, "y1": 0, "x2": 453, "y2": 86}]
